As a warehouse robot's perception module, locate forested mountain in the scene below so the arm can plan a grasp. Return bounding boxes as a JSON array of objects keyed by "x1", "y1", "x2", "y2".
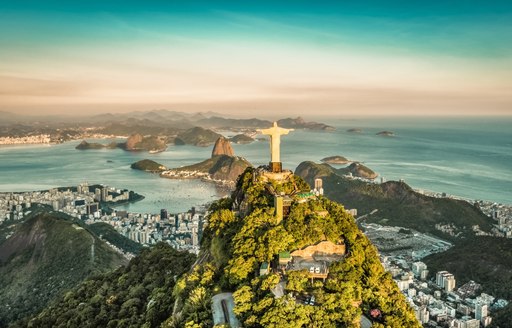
[
  {"x1": 170, "y1": 167, "x2": 420, "y2": 327},
  {"x1": 17, "y1": 244, "x2": 195, "y2": 328},
  {"x1": 0, "y1": 207, "x2": 128, "y2": 326},
  {"x1": 9, "y1": 166, "x2": 422, "y2": 327}
]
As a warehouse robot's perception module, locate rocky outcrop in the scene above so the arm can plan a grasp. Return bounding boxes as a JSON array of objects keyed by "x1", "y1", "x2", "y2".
[
  {"x1": 338, "y1": 162, "x2": 378, "y2": 180},
  {"x1": 125, "y1": 134, "x2": 144, "y2": 150},
  {"x1": 174, "y1": 127, "x2": 222, "y2": 147},
  {"x1": 161, "y1": 136, "x2": 252, "y2": 184},
  {"x1": 211, "y1": 137, "x2": 234, "y2": 157}
]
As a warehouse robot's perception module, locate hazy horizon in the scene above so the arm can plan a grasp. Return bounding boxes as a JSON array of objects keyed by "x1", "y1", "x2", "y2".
[{"x1": 1, "y1": 1, "x2": 511, "y2": 117}]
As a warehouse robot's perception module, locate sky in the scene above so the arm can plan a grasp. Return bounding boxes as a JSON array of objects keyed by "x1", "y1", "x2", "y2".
[{"x1": 1, "y1": 0, "x2": 511, "y2": 117}]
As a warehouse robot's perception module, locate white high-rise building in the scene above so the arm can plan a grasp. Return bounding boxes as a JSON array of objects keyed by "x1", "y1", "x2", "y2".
[
  {"x1": 436, "y1": 271, "x2": 456, "y2": 292},
  {"x1": 475, "y1": 303, "x2": 488, "y2": 320},
  {"x1": 412, "y1": 261, "x2": 427, "y2": 277},
  {"x1": 444, "y1": 275, "x2": 456, "y2": 292},
  {"x1": 436, "y1": 271, "x2": 448, "y2": 287}
]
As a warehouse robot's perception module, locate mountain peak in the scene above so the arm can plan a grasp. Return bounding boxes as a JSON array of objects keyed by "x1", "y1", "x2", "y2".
[{"x1": 212, "y1": 136, "x2": 235, "y2": 157}]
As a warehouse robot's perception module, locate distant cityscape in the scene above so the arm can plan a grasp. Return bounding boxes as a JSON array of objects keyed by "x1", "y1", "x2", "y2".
[
  {"x1": 0, "y1": 132, "x2": 115, "y2": 145},
  {"x1": 0, "y1": 183, "x2": 205, "y2": 259}
]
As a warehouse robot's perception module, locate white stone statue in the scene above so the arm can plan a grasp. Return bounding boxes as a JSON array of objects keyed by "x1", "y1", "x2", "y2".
[{"x1": 258, "y1": 122, "x2": 293, "y2": 163}]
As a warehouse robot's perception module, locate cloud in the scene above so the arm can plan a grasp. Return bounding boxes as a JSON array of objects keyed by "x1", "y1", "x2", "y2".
[{"x1": 0, "y1": 75, "x2": 89, "y2": 97}]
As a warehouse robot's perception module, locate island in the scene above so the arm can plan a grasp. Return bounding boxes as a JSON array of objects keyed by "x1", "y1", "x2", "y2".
[
  {"x1": 229, "y1": 134, "x2": 254, "y2": 144},
  {"x1": 321, "y1": 155, "x2": 351, "y2": 164},
  {"x1": 75, "y1": 140, "x2": 106, "y2": 150},
  {"x1": 347, "y1": 128, "x2": 363, "y2": 133},
  {"x1": 376, "y1": 130, "x2": 395, "y2": 137},
  {"x1": 75, "y1": 134, "x2": 167, "y2": 153},
  {"x1": 130, "y1": 159, "x2": 167, "y2": 173}
]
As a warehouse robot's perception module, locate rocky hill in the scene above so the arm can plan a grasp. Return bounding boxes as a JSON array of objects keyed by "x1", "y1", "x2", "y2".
[
  {"x1": 277, "y1": 116, "x2": 336, "y2": 131},
  {"x1": 164, "y1": 155, "x2": 251, "y2": 183},
  {"x1": 174, "y1": 127, "x2": 222, "y2": 147},
  {"x1": 75, "y1": 135, "x2": 167, "y2": 153},
  {"x1": 230, "y1": 134, "x2": 254, "y2": 144},
  {"x1": 338, "y1": 162, "x2": 378, "y2": 180},
  {"x1": 162, "y1": 137, "x2": 252, "y2": 184},
  {"x1": 211, "y1": 136, "x2": 234, "y2": 157},
  {"x1": 130, "y1": 159, "x2": 167, "y2": 172},
  {"x1": 122, "y1": 134, "x2": 167, "y2": 152},
  {"x1": 0, "y1": 206, "x2": 128, "y2": 326},
  {"x1": 295, "y1": 161, "x2": 493, "y2": 239}
]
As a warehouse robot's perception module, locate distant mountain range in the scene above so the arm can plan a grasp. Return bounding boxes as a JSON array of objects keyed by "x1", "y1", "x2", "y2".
[
  {"x1": 0, "y1": 109, "x2": 334, "y2": 131},
  {"x1": 0, "y1": 110, "x2": 335, "y2": 144}
]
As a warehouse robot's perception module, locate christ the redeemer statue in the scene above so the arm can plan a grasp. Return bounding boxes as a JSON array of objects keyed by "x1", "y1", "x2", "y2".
[{"x1": 258, "y1": 122, "x2": 294, "y2": 173}]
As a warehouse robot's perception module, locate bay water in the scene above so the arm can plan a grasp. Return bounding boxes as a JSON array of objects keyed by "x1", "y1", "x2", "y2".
[{"x1": 0, "y1": 116, "x2": 510, "y2": 213}]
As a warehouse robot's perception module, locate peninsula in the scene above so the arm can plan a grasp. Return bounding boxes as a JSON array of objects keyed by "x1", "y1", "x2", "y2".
[{"x1": 153, "y1": 137, "x2": 251, "y2": 185}]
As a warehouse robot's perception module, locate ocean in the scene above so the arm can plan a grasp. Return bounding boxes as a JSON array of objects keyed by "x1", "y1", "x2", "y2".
[{"x1": 0, "y1": 116, "x2": 510, "y2": 213}]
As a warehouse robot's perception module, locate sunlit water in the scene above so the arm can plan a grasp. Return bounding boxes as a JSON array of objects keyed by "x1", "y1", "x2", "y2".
[{"x1": 0, "y1": 116, "x2": 510, "y2": 213}]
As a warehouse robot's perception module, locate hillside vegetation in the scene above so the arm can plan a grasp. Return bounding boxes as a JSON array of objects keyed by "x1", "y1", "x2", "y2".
[
  {"x1": 169, "y1": 167, "x2": 420, "y2": 327},
  {"x1": 296, "y1": 161, "x2": 512, "y2": 326},
  {"x1": 295, "y1": 161, "x2": 493, "y2": 239},
  {"x1": 174, "y1": 127, "x2": 222, "y2": 147},
  {"x1": 19, "y1": 243, "x2": 195, "y2": 328},
  {"x1": 0, "y1": 206, "x2": 128, "y2": 326},
  {"x1": 423, "y1": 237, "x2": 512, "y2": 299},
  {"x1": 131, "y1": 159, "x2": 167, "y2": 173}
]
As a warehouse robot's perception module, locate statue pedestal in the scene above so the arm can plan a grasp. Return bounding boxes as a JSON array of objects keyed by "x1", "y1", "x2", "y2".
[{"x1": 269, "y1": 162, "x2": 282, "y2": 173}]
